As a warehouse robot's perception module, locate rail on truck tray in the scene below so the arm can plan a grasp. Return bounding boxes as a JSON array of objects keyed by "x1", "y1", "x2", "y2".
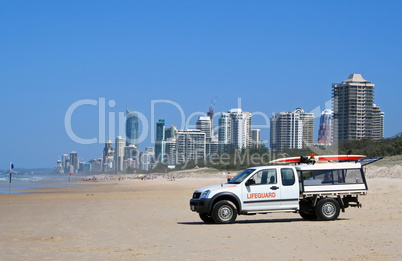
[{"x1": 297, "y1": 165, "x2": 367, "y2": 195}]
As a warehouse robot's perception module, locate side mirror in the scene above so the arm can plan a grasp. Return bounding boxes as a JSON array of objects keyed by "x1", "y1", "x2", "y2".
[{"x1": 246, "y1": 179, "x2": 255, "y2": 186}]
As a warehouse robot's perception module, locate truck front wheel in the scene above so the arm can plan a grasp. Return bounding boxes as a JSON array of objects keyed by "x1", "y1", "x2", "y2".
[
  {"x1": 315, "y1": 198, "x2": 340, "y2": 221},
  {"x1": 212, "y1": 200, "x2": 237, "y2": 224},
  {"x1": 199, "y1": 213, "x2": 214, "y2": 224}
]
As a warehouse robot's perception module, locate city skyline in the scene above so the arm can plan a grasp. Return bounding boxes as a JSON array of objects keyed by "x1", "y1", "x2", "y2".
[{"x1": 1, "y1": 1, "x2": 401, "y2": 168}]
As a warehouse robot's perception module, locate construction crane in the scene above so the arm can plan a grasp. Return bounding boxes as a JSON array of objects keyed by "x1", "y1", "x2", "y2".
[
  {"x1": 207, "y1": 96, "x2": 217, "y2": 121},
  {"x1": 207, "y1": 97, "x2": 217, "y2": 137}
]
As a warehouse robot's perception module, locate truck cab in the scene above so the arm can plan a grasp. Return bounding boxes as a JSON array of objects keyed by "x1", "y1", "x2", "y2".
[{"x1": 190, "y1": 165, "x2": 300, "y2": 224}]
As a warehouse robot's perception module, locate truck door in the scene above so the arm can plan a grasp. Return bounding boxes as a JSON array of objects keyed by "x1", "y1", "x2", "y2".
[
  {"x1": 279, "y1": 168, "x2": 299, "y2": 210},
  {"x1": 241, "y1": 168, "x2": 281, "y2": 212}
]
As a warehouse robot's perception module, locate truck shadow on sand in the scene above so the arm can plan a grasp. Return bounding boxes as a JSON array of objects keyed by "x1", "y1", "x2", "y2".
[{"x1": 178, "y1": 217, "x2": 349, "y2": 225}]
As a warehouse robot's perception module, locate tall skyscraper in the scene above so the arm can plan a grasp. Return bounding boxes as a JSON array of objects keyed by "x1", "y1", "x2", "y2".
[
  {"x1": 165, "y1": 139, "x2": 176, "y2": 165},
  {"x1": 165, "y1": 125, "x2": 177, "y2": 139},
  {"x1": 126, "y1": 109, "x2": 139, "y2": 147},
  {"x1": 62, "y1": 154, "x2": 68, "y2": 172},
  {"x1": 270, "y1": 108, "x2": 314, "y2": 151},
  {"x1": 218, "y1": 112, "x2": 231, "y2": 153},
  {"x1": 332, "y1": 74, "x2": 383, "y2": 141},
  {"x1": 124, "y1": 144, "x2": 139, "y2": 170},
  {"x1": 69, "y1": 151, "x2": 79, "y2": 173},
  {"x1": 251, "y1": 129, "x2": 261, "y2": 148},
  {"x1": 218, "y1": 108, "x2": 252, "y2": 152},
  {"x1": 103, "y1": 140, "x2": 114, "y2": 172},
  {"x1": 229, "y1": 108, "x2": 252, "y2": 150},
  {"x1": 114, "y1": 136, "x2": 126, "y2": 172},
  {"x1": 196, "y1": 116, "x2": 212, "y2": 141},
  {"x1": 298, "y1": 108, "x2": 314, "y2": 147},
  {"x1": 175, "y1": 129, "x2": 206, "y2": 165},
  {"x1": 317, "y1": 109, "x2": 333, "y2": 146},
  {"x1": 155, "y1": 119, "x2": 166, "y2": 163},
  {"x1": 372, "y1": 104, "x2": 384, "y2": 140},
  {"x1": 140, "y1": 147, "x2": 156, "y2": 171}
]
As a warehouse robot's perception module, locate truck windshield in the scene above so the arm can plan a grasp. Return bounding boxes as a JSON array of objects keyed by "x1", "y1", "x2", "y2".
[{"x1": 229, "y1": 169, "x2": 255, "y2": 184}]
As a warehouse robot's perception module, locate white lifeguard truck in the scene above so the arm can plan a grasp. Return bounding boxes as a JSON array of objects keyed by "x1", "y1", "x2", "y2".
[{"x1": 190, "y1": 155, "x2": 378, "y2": 224}]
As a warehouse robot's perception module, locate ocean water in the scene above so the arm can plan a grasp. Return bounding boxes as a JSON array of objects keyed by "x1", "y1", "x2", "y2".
[{"x1": 0, "y1": 172, "x2": 89, "y2": 194}]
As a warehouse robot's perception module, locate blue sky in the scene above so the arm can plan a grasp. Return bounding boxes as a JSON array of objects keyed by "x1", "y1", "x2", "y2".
[{"x1": 1, "y1": 1, "x2": 401, "y2": 168}]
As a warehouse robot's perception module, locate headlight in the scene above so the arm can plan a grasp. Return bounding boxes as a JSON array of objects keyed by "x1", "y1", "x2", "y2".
[{"x1": 200, "y1": 190, "x2": 210, "y2": 199}]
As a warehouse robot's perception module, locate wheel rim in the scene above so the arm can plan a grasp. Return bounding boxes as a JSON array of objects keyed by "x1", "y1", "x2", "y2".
[
  {"x1": 218, "y1": 205, "x2": 233, "y2": 221},
  {"x1": 322, "y1": 202, "x2": 336, "y2": 218}
]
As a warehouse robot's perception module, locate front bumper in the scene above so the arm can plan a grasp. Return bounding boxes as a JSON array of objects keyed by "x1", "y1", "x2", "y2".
[{"x1": 190, "y1": 198, "x2": 213, "y2": 214}]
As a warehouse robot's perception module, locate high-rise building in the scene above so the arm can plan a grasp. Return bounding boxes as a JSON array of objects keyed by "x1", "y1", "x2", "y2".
[
  {"x1": 140, "y1": 147, "x2": 156, "y2": 171},
  {"x1": 196, "y1": 116, "x2": 212, "y2": 141},
  {"x1": 206, "y1": 138, "x2": 219, "y2": 157},
  {"x1": 218, "y1": 109, "x2": 252, "y2": 152},
  {"x1": 114, "y1": 136, "x2": 126, "y2": 172},
  {"x1": 251, "y1": 129, "x2": 261, "y2": 148},
  {"x1": 126, "y1": 109, "x2": 139, "y2": 147},
  {"x1": 165, "y1": 125, "x2": 177, "y2": 139},
  {"x1": 298, "y1": 108, "x2": 314, "y2": 147},
  {"x1": 229, "y1": 108, "x2": 252, "y2": 150},
  {"x1": 69, "y1": 151, "x2": 79, "y2": 173},
  {"x1": 155, "y1": 119, "x2": 166, "y2": 163},
  {"x1": 62, "y1": 154, "x2": 68, "y2": 172},
  {"x1": 332, "y1": 74, "x2": 383, "y2": 141},
  {"x1": 89, "y1": 158, "x2": 102, "y2": 172},
  {"x1": 270, "y1": 108, "x2": 314, "y2": 151},
  {"x1": 372, "y1": 104, "x2": 384, "y2": 140},
  {"x1": 165, "y1": 138, "x2": 176, "y2": 165},
  {"x1": 218, "y1": 112, "x2": 231, "y2": 153},
  {"x1": 317, "y1": 109, "x2": 333, "y2": 146},
  {"x1": 103, "y1": 140, "x2": 114, "y2": 172},
  {"x1": 124, "y1": 144, "x2": 139, "y2": 169},
  {"x1": 175, "y1": 129, "x2": 206, "y2": 165}
]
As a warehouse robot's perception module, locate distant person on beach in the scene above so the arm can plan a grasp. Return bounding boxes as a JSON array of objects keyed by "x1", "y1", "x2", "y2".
[{"x1": 227, "y1": 172, "x2": 232, "y2": 182}]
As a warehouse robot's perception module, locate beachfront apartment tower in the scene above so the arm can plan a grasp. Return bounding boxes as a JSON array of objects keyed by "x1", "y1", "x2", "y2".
[
  {"x1": 165, "y1": 139, "x2": 176, "y2": 165},
  {"x1": 140, "y1": 147, "x2": 156, "y2": 171},
  {"x1": 155, "y1": 119, "x2": 166, "y2": 163},
  {"x1": 251, "y1": 129, "x2": 261, "y2": 149},
  {"x1": 317, "y1": 109, "x2": 333, "y2": 146},
  {"x1": 126, "y1": 109, "x2": 139, "y2": 147},
  {"x1": 270, "y1": 108, "x2": 314, "y2": 151},
  {"x1": 103, "y1": 140, "x2": 114, "y2": 171},
  {"x1": 114, "y1": 136, "x2": 126, "y2": 172},
  {"x1": 69, "y1": 151, "x2": 79, "y2": 173},
  {"x1": 218, "y1": 112, "x2": 231, "y2": 153},
  {"x1": 218, "y1": 109, "x2": 252, "y2": 152},
  {"x1": 332, "y1": 74, "x2": 383, "y2": 141},
  {"x1": 230, "y1": 108, "x2": 252, "y2": 150},
  {"x1": 298, "y1": 109, "x2": 314, "y2": 147},
  {"x1": 372, "y1": 104, "x2": 384, "y2": 140},
  {"x1": 196, "y1": 116, "x2": 212, "y2": 141},
  {"x1": 175, "y1": 129, "x2": 206, "y2": 165}
]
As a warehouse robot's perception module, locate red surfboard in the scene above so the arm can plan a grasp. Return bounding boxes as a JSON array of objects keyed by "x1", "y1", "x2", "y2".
[{"x1": 270, "y1": 155, "x2": 366, "y2": 164}]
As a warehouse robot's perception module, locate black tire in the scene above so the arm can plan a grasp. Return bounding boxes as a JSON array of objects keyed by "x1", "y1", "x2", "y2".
[
  {"x1": 299, "y1": 210, "x2": 318, "y2": 220},
  {"x1": 199, "y1": 213, "x2": 214, "y2": 224},
  {"x1": 315, "y1": 198, "x2": 340, "y2": 221},
  {"x1": 299, "y1": 199, "x2": 317, "y2": 220},
  {"x1": 212, "y1": 200, "x2": 237, "y2": 224}
]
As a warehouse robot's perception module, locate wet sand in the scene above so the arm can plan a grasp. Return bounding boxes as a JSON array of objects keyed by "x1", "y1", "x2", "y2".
[{"x1": 0, "y1": 172, "x2": 401, "y2": 260}]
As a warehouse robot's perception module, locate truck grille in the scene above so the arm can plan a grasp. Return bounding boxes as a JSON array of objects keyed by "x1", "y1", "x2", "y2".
[{"x1": 193, "y1": 192, "x2": 201, "y2": 199}]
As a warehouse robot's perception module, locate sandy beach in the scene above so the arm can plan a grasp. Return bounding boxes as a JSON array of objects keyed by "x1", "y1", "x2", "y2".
[{"x1": 1, "y1": 165, "x2": 401, "y2": 261}]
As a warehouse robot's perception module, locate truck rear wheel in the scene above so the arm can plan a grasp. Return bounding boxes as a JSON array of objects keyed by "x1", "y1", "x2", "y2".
[
  {"x1": 299, "y1": 210, "x2": 317, "y2": 220},
  {"x1": 315, "y1": 198, "x2": 340, "y2": 221},
  {"x1": 212, "y1": 200, "x2": 237, "y2": 224},
  {"x1": 199, "y1": 213, "x2": 214, "y2": 224}
]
